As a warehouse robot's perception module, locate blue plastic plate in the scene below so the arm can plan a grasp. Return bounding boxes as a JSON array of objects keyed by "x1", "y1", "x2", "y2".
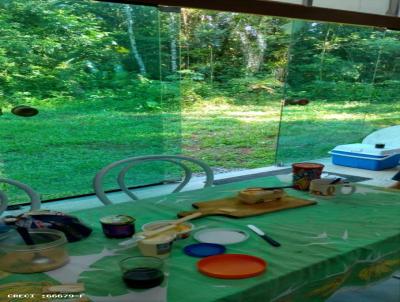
[{"x1": 183, "y1": 243, "x2": 226, "y2": 258}]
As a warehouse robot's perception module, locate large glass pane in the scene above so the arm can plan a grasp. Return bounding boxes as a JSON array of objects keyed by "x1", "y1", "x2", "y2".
[
  {"x1": 363, "y1": 29, "x2": 400, "y2": 130},
  {"x1": 3, "y1": 1, "x2": 397, "y2": 205},
  {"x1": 180, "y1": 9, "x2": 288, "y2": 172},
  {"x1": 0, "y1": 0, "x2": 181, "y2": 204},
  {"x1": 276, "y1": 20, "x2": 385, "y2": 164}
]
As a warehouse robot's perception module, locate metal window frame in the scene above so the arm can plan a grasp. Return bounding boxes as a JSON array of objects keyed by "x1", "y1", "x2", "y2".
[{"x1": 96, "y1": 0, "x2": 400, "y2": 30}]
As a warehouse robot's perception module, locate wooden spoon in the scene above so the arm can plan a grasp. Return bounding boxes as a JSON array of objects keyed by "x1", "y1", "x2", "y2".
[
  {"x1": 119, "y1": 212, "x2": 202, "y2": 247},
  {"x1": 177, "y1": 208, "x2": 236, "y2": 218},
  {"x1": 142, "y1": 212, "x2": 202, "y2": 237}
]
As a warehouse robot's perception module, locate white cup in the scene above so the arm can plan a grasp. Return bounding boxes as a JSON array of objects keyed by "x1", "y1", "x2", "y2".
[{"x1": 309, "y1": 179, "x2": 356, "y2": 196}]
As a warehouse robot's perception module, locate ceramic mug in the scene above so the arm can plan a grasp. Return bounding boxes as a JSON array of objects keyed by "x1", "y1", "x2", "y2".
[{"x1": 309, "y1": 179, "x2": 356, "y2": 196}]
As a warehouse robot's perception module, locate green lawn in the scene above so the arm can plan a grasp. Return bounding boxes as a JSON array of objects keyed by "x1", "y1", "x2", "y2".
[
  {"x1": 1, "y1": 101, "x2": 179, "y2": 203},
  {"x1": 1, "y1": 97, "x2": 399, "y2": 204},
  {"x1": 183, "y1": 99, "x2": 399, "y2": 166}
]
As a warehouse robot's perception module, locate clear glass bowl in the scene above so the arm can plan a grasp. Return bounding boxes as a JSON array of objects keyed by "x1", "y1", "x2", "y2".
[
  {"x1": 119, "y1": 256, "x2": 165, "y2": 289},
  {"x1": 0, "y1": 228, "x2": 69, "y2": 273}
]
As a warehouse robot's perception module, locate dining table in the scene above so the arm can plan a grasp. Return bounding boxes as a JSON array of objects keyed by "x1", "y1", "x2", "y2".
[{"x1": 1, "y1": 176, "x2": 400, "y2": 302}]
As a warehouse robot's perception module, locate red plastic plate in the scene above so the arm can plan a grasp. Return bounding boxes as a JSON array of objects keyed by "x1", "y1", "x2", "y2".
[{"x1": 197, "y1": 254, "x2": 267, "y2": 279}]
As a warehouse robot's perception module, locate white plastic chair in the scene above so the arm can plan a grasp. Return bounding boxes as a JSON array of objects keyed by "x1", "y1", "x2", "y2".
[
  {"x1": 93, "y1": 155, "x2": 214, "y2": 205},
  {"x1": 362, "y1": 125, "x2": 400, "y2": 147},
  {"x1": 0, "y1": 178, "x2": 41, "y2": 216}
]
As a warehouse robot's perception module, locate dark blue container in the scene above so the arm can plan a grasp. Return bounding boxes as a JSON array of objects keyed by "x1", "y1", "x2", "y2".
[{"x1": 100, "y1": 215, "x2": 135, "y2": 238}]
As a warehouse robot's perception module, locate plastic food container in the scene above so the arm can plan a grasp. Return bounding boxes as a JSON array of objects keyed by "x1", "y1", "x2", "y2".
[
  {"x1": 0, "y1": 229, "x2": 69, "y2": 273},
  {"x1": 292, "y1": 162, "x2": 324, "y2": 191},
  {"x1": 330, "y1": 143, "x2": 400, "y2": 171},
  {"x1": 330, "y1": 125, "x2": 400, "y2": 171},
  {"x1": 141, "y1": 220, "x2": 194, "y2": 240},
  {"x1": 100, "y1": 215, "x2": 135, "y2": 238},
  {"x1": 137, "y1": 234, "x2": 176, "y2": 259}
]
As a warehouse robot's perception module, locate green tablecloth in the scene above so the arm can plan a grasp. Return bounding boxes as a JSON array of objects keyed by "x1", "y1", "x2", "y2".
[{"x1": 1, "y1": 176, "x2": 400, "y2": 302}]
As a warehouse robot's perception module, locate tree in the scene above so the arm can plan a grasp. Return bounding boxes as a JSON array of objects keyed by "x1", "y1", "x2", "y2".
[
  {"x1": 124, "y1": 5, "x2": 146, "y2": 75},
  {"x1": 168, "y1": 13, "x2": 179, "y2": 73}
]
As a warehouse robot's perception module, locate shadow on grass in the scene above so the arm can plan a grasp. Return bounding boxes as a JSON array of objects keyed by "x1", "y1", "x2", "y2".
[{"x1": 276, "y1": 119, "x2": 377, "y2": 163}]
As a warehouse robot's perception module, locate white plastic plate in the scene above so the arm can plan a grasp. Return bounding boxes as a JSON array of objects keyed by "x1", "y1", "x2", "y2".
[{"x1": 194, "y1": 228, "x2": 249, "y2": 245}]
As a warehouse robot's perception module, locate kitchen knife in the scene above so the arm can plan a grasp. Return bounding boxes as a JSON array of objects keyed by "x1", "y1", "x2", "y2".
[{"x1": 247, "y1": 224, "x2": 281, "y2": 247}]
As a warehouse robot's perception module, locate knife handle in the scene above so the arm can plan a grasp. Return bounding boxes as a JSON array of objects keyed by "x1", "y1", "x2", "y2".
[{"x1": 261, "y1": 234, "x2": 281, "y2": 247}]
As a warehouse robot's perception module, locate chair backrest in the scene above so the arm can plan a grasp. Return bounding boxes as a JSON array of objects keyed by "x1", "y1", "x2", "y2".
[
  {"x1": 93, "y1": 155, "x2": 214, "y2": 205},
  {"x1": 362, "y1": 125, "x2": 400, "y2": 147},
  {"x1": 0, "y1": 178, "x2": 41, "y2": 216}
]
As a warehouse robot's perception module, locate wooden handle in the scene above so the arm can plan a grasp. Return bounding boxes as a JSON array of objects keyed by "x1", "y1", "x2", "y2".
[
  {"x1": 177, "y1": 209, "x2": 221, "y2": 218},
  {"x1": 143, "y1": 225, "x2": 177, "y2": 238},
  {"x1": 175, "y1": 212, "x2": 202, "y2": 223},
  {"x1": 143, "y1": 212, "x2": 202, "y2": 238}
]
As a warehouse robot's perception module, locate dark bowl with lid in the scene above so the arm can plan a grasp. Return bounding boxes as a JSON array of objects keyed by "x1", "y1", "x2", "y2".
[{"x1": 100, "y1": 215, "x2": 135, "y2": 238}]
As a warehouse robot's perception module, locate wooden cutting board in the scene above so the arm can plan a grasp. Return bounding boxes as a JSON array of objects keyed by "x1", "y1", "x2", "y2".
[{"x1": 177, "y1": 195, "x2": 316, "y2": 218}]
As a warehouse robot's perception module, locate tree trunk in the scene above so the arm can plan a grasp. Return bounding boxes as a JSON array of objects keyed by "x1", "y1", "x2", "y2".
[
  {"x1": 209, "y1": 45, "x2": 214, "y2": 84},
  {"x1": 124, "y1": 5, "x2": 146, "y2": 75},
  {"x1": 237, "y1": 22, "x2": 267, "y2": 75},
  {"x1": 372, "y1": 30, "x2": 386, "y2": 83},
  {"x1": 169, "y1": 13, "x2": 178, "y2": 73},
  {"x1": 181, "y1": 8, "x2": 190, "y2": 69},
  {"x1": 319, "y1": 26, "x2": 331, "y2": 81}
]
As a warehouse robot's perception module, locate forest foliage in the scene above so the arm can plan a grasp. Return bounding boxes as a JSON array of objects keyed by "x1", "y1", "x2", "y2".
[{"x1": 1, "y1": 0, "x2": 399, "y2": 112}]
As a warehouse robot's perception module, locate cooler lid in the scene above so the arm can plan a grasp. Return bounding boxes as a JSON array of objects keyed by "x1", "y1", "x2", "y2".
[
  {"x1": 332, "y1": 143, "x2": 400, "y2": 156},
  {"x1": 362, "y1": 125, "x2": 400, "y2": 147}
]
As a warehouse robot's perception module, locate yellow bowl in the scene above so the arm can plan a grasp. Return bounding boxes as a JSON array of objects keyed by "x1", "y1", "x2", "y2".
[{"x1": 142, "y1": 220, "x2": 194, "y2": 240}]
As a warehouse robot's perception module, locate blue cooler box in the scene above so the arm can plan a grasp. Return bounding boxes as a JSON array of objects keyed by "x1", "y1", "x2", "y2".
[
  {"x1": 331, "y1": 125, "x2": 400, "y2": 171},
  {"x1": 330, "y1": 143, "x2": 400, "y2": 170}
]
